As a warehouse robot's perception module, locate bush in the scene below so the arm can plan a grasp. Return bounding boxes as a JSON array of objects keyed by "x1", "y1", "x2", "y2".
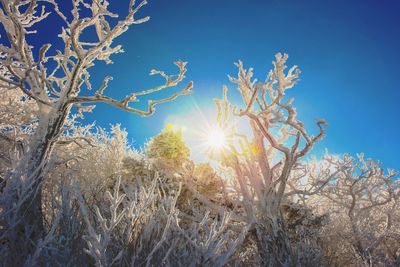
[{"x1": 146, "y1": 127, "x2": 190, "y2": 167}]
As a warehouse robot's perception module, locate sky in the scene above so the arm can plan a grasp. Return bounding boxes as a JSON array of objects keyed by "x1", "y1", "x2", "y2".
[{"x1": 3, "y1": 0, "x2": 400, "y2": 168}]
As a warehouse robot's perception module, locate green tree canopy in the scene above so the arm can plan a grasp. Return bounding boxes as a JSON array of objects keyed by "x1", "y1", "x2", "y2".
[{"x1": 146, "y1": 125, "x2": 190, "y2": 165}]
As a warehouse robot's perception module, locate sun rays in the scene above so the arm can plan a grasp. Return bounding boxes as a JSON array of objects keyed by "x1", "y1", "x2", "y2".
[{"x1": 203, "y1": 125, "x2": 231, "y2": 157}]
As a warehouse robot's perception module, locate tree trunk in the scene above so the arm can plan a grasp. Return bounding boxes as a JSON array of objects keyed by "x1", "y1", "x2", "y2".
[{"x1": 1, "y1": 103, "x2": 71, "y2": 264}]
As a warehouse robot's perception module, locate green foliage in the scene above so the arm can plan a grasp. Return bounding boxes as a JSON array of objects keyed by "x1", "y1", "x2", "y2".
[{"x1": 146, "y1": 127, "x2": 190, "y2": 165}]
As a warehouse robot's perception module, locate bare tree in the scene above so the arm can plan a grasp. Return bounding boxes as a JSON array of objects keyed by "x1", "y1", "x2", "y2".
[
  {"x1": 308, "y1": 153, "x2": 400, "y2": 266},
  {"x1": 212, "y1": 53, "x2": 328, "y2": 266},
  {"x1": 0, "y1": 0, "x2": 192, "y2": 258}
]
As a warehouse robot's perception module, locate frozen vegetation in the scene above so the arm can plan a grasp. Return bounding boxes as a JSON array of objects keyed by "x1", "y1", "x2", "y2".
[{"x1": 0, "y1": 1, "x2": 399, "y2": 266}]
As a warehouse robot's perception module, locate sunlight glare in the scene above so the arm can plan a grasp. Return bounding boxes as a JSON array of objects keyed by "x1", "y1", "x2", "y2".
[{"x1": 206, "y1": 128, "x2": 227, "y2": 150}]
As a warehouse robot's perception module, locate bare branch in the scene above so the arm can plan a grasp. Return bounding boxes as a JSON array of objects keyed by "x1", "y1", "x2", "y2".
[{"x1": 70, "y1": 62, "x2": 193, "y2": 116}]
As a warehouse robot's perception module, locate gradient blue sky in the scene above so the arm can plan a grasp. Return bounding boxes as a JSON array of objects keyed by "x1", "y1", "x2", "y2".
[{"x1": 4, "y1": 0, "x2": 400, "y2": 168}]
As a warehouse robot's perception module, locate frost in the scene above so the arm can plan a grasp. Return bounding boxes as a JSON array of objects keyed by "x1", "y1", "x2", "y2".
[{"x1": 0, "y1": 1, "x2": 399, "y2": 266}]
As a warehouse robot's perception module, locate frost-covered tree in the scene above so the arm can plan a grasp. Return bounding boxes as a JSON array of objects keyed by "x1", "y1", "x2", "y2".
[
  {"x1": 211, "y1": 53, "x2": 328, "y2": 266},
  {"x1": 306, "y1": 153, "x2": 400, "y2": 266},
  {"x1": 0, "y1": 0, "x2": 192, "y2": 259}
]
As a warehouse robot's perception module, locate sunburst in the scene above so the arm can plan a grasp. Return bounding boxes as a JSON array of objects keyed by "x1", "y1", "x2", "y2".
[{"x1": 201, "y1": 125, "x2": 233, "y2": 159}]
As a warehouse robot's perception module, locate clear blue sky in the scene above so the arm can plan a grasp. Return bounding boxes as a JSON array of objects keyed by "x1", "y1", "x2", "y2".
[{"x1": 4, "y1": 0, "x2": 400, "y2": 168}]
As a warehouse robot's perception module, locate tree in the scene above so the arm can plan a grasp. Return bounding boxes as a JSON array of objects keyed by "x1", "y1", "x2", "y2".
[
  {"x1": 146, "y1": 126, "x2": 190, "y2": 168},
  {"x1": 0, "y1": 0, "x2": 192, "y2": 259},
  {"x1": 307, "y1": 153, "x2": 400, "y2": 266},
  {"x1": 212, "y1": 53, "x2": 328, "y2": 266}
]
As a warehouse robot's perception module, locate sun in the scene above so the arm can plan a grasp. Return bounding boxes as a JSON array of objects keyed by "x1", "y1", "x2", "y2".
[
  {"x1": 206, "y1": 128, "x2": 227, "y2": 149},
  {"x1": 202, "y1": 126, "x2": 232, "y2": 158}
]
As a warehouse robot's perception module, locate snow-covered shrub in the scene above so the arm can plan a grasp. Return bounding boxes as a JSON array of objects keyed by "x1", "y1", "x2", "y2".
[
  {"x1": 306, "y1": 154, "x2": 400, "y2": 266},
  {"x1": 192, "y1": 163, "x2": 226, "y2": 199},
  {"x1": 0, "y1": 83, "x2": 38, "y2": 187},
  {"x1": 282, "y1": 202, "x2": 328, "y2": 266}
]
